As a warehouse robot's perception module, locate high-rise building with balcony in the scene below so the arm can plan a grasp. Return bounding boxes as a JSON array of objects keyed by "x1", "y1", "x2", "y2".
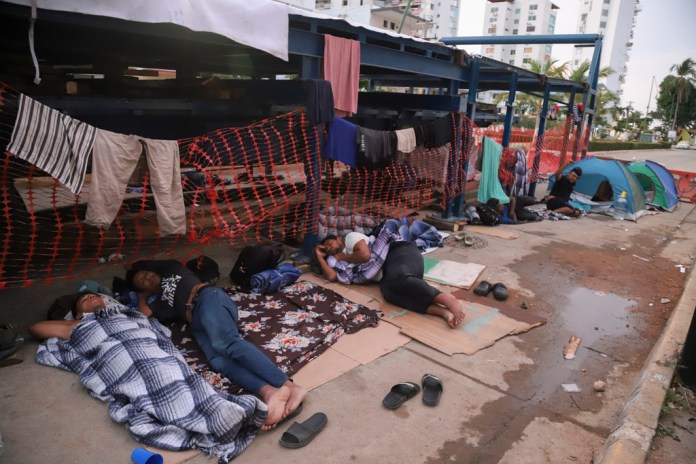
[
  {"x1": 482, "y1": 0, "x2": 559, "y2": 67},
  {"x1": 572, "y1": 0, "x2": 639, "y2": 97},
  {"x1": 274, "y1": 1, "x2": 460, "y2": 40}
]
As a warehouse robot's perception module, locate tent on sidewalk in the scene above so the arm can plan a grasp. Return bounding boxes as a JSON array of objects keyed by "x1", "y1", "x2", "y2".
[
  {"x1": 627, "y1": 160, "x2": 679, "y2": 212},
  {"x1": 549, "y1": 157, "x2": 646, "y2": 221}
]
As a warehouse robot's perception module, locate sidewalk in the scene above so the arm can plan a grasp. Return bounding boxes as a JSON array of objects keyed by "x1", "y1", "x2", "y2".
[{"x1": 1, "y1": 202, "x2": 695, "y2": 464}]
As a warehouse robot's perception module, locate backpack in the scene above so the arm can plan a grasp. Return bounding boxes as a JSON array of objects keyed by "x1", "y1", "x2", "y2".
[
  {"x1": 475, "y1": 203, "x2": 500, "y2": 226},
  {"x1": 230, "y1": 244, "x2": 284, "y2": 292}
]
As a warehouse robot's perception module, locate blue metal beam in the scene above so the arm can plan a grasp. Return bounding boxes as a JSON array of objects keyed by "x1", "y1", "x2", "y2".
[
  {"x1": 502, "y1": 73, "x2": 518, "y2": 148},
  {"x1": 528, "y1": 82, "x2": 551, "y2": 197},
  {"x1": 441, "y1": 34, "x2": 601, "y2": 46}
]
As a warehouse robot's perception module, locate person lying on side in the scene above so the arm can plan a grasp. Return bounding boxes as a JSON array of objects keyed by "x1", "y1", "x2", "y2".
[
  {"x1": 487, "y1": 196, "x2": 540, "y2": 224},
  {"x1": 28, "y1": 292, "x2": 267, "y2": 461},
  {"x1": 315, "y1": 230, "x2": 466, "y2": 329},
  {"x1": 125, "y1": 259, "x2": 306, "y2": 431}
]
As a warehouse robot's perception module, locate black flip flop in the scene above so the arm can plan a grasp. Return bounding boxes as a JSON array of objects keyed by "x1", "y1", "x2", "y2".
[
  {"x1": 279, "y1": 412, "x2": 328, "y2": 449},
  {"x1": 421, "y1": 374, "x2": 443, "y2": 406},
  {"x1": 473, "y1": 280, "x2": 493, "y2": 297},
  {"x1": 492, "y1": 283, "x2": 508, "y2": 301},
  {"x1": 382, "y1": 382, "x2": 420, "y2": 410}
]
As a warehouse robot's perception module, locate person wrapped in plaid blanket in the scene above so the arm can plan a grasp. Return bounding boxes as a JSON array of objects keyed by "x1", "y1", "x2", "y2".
[
  {"x1": 314, "y1": 225, "x2": 466, "y2": 328},
  {"x1": 28, "y1": 293, "x2": 266, "y2": 463}
]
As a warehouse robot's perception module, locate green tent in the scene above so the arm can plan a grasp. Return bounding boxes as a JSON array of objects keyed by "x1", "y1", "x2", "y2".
[{"x1": 627, "y1": 160, "x2": 679, "y2": 211}]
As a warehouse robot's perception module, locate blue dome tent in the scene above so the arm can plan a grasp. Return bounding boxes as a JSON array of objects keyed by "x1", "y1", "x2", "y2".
[{"x1": 548, "y1": 157, "x2": 647, "y2": 221}]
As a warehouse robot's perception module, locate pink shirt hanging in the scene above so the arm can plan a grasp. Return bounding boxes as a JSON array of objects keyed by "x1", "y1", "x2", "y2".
[{"x1": 323, "y1": 35, "x2": 360, "y2": 116}]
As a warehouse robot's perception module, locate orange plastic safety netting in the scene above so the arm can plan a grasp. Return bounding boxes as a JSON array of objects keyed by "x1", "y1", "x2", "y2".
[{"x1": 0, "y1": 82, "x2": 472, "y2": 288}]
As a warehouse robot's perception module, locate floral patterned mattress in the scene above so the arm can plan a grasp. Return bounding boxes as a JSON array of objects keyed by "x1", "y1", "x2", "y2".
[{"x1": 170, "y1": 280, "x2": 381, "y2": 394}]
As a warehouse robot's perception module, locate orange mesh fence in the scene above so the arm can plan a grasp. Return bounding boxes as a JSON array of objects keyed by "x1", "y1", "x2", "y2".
[
  {"x1": 0, "y1": 81, "x2": 470, "y2": 288},
  {"x1": 0, "y1": 104, "x2": 319, "y2": 288}
]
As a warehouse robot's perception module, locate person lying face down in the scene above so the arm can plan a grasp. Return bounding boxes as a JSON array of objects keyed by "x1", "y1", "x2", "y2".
[
  {"x1": 314, "y1": 230, "x2": 467, "y2": 329},
  {"x1": 126, "y1": 259, "x2": 306, "y2": 431}
]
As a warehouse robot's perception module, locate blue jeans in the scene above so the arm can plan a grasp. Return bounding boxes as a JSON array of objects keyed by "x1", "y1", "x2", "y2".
[{"x1": 190, "y1": 286, "x2": 287, "y2": 393}]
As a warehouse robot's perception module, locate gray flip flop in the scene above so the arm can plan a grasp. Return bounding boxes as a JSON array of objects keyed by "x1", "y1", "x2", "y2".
[{"x1": 279, "y1": 412, "x2": 328, "y2": 449}]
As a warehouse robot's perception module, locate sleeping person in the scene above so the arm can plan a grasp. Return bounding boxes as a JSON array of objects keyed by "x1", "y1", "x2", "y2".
[
  {"x1": 314, "y1": 228, "x2": 466, "y2": 329},
  {"x1": 28, "y1": 292, "x2": 267, "y2": 462},
  {"x1": 125, "y1": 259, "x2": 306, "y2": 431}
]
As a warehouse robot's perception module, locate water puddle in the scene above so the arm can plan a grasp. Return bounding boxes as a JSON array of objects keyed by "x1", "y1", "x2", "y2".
[
  {"x1": 526, "y1": 287, "x2": 636, "y2": 403},
  {"x1": 558, "y1": 287, "x2": 635, "y2": 346}
]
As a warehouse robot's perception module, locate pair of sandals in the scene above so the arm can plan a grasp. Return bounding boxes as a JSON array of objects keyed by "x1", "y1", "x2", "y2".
[
  {"x1": 453, "y1": 231, "x2": 475, "y2": 247},
  {"x1": 474, "y1": 280, "x2": 508, "y2": 301},
  {"x1": 382, "y1": 374, "x2": 443, "y2": 409}
]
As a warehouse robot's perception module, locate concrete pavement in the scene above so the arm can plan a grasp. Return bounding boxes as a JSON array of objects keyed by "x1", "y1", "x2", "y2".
[{"x1": 1, "y1": 195, "x2": 696, "y2": 463}]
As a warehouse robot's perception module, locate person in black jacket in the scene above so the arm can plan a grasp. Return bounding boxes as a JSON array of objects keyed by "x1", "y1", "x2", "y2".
[
  {"x1": 547, "y1": 164, "x2": 583, "y2": 217},
  {"x1": 126, "y1": 259, "x2": 306, "y2": 431}
]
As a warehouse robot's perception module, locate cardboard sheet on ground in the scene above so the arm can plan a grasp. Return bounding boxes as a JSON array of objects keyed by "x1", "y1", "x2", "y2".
[
  {"x1": 466, "y1": 225, "x2": 519, "y2": 240},
  {"x1": 386, "y1": 293, "x2": 546, "y2": 356},
  {"x1": 422, "y1": 257, "x2": 485, "y2": 289},
  {"x1": 340, "y1": 281, "x2": 546, "y2": 356}
]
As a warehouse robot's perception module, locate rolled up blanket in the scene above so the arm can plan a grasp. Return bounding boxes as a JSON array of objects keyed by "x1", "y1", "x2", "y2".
[{"x1": 250, "y1": 263, "x2": 303, "y2": 294}]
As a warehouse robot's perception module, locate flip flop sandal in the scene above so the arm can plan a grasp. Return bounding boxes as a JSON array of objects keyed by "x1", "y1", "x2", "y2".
[
  {"x1": 421, "y1": 374, "x2": 443, "y2": 406},
  {"x1": 382, "y1": 382, "x2": 420, "y2": 410},
  {"x1": 492, "y1": 283, "x2": 508, "y2": 301},
  {"x1": 473, "y1": 280, "x2": 493, "y2": 297},
  {"x1": 279, "y1": 412, "x2": 328, "y2": 449}
]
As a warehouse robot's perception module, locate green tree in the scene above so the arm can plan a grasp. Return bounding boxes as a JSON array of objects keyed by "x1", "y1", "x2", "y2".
[
  {"x1": 668, "y1": 58, "x2": 696, "y2": 129},
  {"x1": 566, "y1": 60, "x2": 613, "y2": 83},
  {"x1": 655, "y1": 74, "x2": 696, "y2": 131}
]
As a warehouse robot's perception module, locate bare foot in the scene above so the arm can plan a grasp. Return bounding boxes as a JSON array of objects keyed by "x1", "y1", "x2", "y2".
[
  {"x1": 284, "y1": 382, "x2": 308, "y2": 417},
  {"x1": 432, "y1": 293, "x2": 466, "y2": 329},
  {"x1": 449, "y1": 300, "x2": 466, "y2": 328},
  {"x1": 426, "y1": 305, "x2": 457, "y2": 328},
  {"x1": 259, "y1": 384, "x2": 291, "y2": 430}
]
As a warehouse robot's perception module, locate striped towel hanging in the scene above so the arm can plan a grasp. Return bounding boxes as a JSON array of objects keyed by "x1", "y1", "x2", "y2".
[{"x1": 7, "y1": 94, "x2": 96, "y2": 195}]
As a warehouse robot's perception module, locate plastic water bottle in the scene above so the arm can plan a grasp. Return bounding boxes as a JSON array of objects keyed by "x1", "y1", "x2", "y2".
[{"x1": 613, "y1": 191, "x2": 628, "y2": 220}]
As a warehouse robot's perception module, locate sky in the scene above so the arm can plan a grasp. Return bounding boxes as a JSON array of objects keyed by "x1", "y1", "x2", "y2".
[{"x1": 457, "y1": 0, "x2": 696, "y2": 114}]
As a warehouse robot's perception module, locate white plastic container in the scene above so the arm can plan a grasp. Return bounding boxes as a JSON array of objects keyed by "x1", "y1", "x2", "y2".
[{"x1": 613, "y1": 191, "x2": 628, "y2": 220}]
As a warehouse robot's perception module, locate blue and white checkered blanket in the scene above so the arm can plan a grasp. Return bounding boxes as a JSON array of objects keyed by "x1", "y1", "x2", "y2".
[{"x1": 36, "y1": 296, "x2": 267, "y2": 463}]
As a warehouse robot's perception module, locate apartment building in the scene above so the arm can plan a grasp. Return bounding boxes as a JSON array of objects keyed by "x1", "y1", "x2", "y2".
[
  {"x1": 481, "y1": 0, "x2": 559, "y2": 67},
  {"x1": 275, "y1": 1, "x2": 460, "y2": 40},
  {"x1": 573, "y1": 0, "x2": 639, "y2": 97}
]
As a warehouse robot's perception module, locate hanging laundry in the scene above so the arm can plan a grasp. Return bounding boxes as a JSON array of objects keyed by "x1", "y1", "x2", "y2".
[
  {"x1": 325, "y1": 117, "x2": 358, "y2": 167},
  {"x1": 572, "y1": 104, "x2": 584, "y2": 126},
  {"x1": 394, "y1": 128, "x2": 416, "y2": 153},
  {"x1": 302, "y1": 79, "x2": 335, "y2": 125},
  {"x1": 510, "y1": 149, "x2": 529, "y2": 197},
  {"x1": 7, "y1": 94, "x2": 96, "y2": 195},
  {"x1": 355, "y1": 126, "x2": 393, "y2": 170},
  {"x1": 477, "y1": 137, "x2": 510, "y2": 205},
  {"x1": 323, "y1": 35, "x2": 360, "y2": 116},
  {"x1": 432, "y1": 114, "x2": 455, "y2": 147},
  {"x1": 85, "y1": 129, "x2": 185, "y2": 236}
]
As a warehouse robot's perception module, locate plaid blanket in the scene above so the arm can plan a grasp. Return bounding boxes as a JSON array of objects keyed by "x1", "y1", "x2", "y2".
[
  {"x1": 171, "y1": 280, "x2": 382, "y2": 394},
  {"x1": 381, "y1": 217, "x2": 443, "y2": 250},
  {"x1": 36, "y1": 296, "x2": 267, "y2": 463},
  {"x1": 328, "y1": 225, "x2": 402, "y2": 284}
]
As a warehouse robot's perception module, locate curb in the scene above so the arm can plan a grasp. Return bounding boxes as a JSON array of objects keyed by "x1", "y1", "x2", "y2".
[{"x1": 597, "y1": 261, "x2": 696, "y2": 463}]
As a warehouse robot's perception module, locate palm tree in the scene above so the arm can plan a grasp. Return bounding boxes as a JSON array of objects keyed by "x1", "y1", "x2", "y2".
[
  {"x1": 669, "y1": 58, "x2": 696, "y2": 130},
  {"x1": 566, "y1": 60, "x2": 613, "y2": 83}
]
